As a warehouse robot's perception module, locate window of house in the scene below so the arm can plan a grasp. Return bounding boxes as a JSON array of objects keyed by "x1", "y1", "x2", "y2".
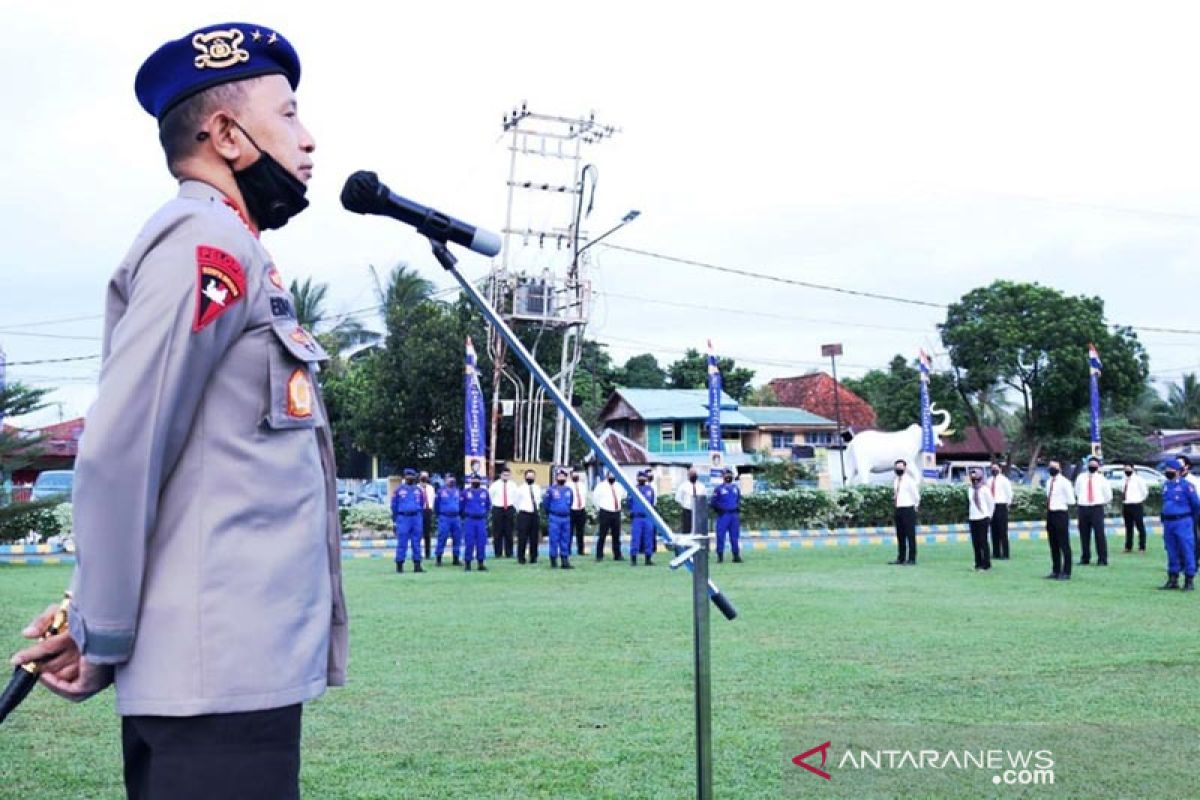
[
  {"x1": 771, "y1": 432, "x2": 793, "y2": 449},
  {"x1": 807, "y1": 431, "x2": 834, "y2": 445},
  {"x1": 661, "y1": 421, "x2": 682, "y2": 443}
]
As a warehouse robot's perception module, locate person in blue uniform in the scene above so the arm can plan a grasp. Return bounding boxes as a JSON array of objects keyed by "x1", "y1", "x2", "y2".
[
  {"x1": 461, "y1": 473, "x2": 491, "y2": 572},
  {"x1": 434, "y1": 476, "x2": 463, "y2": 567},
  {"x1": 392, "y1": 468, "x2": 426, "y2": 574},
  {"x1": 543, "y1": 467, "x2": 576, "y2": 569},
  {"x1": 710, "y1": 467, "x2": 743, "y2": 563},
  {"x1": 629, "y1": 469, "x2": 657, "y2": 566},
  {"x1": 1158, "y1": 458, "x2": 1200, "y2": 591}
]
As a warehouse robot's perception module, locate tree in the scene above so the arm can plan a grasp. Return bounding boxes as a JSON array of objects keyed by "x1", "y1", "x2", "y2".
[
  {"x1": 1, "y1": 382, "x2": 54, "y2": 532},
  {"x1": 842, "y1": 355, "x2": 970, "y2": 440},
  {"x1": 289, "y1": 276, "x2": 379, "y2": 357},
  {"x1": 1040, "y1": 413, "x2": 1157, "y2": 465},
  {"x1": 619, "y1": 353, "x2": 666, "y2": 389},
  {"x1": 666, "y1": 348, "x2": 755, "y2": 401},
  {"x1": 1127, "y1": 385, "x2": 1174, "y2": 432},
  {"x1": 940, "y1": 281, "x2": 1149, "y2": 470},
  {"x1": 743, "y1": 384, "x2": 780, "y2": 407},
  {"x1": 1166, "y1": 374, "x2": 1200, "y2": 428}
]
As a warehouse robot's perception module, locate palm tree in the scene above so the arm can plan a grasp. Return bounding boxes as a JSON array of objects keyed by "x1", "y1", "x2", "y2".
[
  {"x1": 289, "y1": 276, "x2": 381, "y2": 356},
  {"x1": 1167, "y1": 373, "x2": 1200, "y2": 428},
  {"x1": 375, "y1": 263, "x2": 435, "y2": 311}
]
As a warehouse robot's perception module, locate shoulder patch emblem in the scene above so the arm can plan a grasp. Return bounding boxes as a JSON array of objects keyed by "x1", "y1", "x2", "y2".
[
  {"x1": 193, "y1": 246, "x2": 246, "y2": 332},
  {"x1": 267, "y1": 265, "x2": 286, "y2": 291}
]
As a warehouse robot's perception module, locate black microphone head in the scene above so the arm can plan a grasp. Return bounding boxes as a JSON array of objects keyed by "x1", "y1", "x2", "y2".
[{"x1": 341, "y1": 170, "x2": 387, "y2": 214}]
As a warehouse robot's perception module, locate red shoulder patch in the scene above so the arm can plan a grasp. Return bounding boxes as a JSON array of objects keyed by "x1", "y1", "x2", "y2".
[{"x1": 193, "y1": 245, "x2": 246, "y2": 332}]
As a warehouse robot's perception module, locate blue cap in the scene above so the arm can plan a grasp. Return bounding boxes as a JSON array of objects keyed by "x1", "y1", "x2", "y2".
[
  {"x1": 135, "y1": 23, "x2": 301, "y2": 120},
  {"x1": 402, "y1": 468, "x2": 417, "y2": 478},
  {"x1": 469, "y1": 473, "x2": 483, "y2": 481},
  {"x1": 1164, "y1": 458, "x2": 1183, "y2": 471},
  {"x1": 723, "y1": 467, "x2": 734, "y2": 476}
]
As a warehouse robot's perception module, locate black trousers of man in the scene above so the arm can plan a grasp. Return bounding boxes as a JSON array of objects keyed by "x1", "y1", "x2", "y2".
[
  {"x1": 516, "y1": 510, "x2": 539, "y2": 564},
  {"x1": 596, "y1": 509, "x2": 623, "y2": 560},
  {"x1": 1077, "y1": 505, "x2": 1107, "y2": 565},
  {"x1": 681, "y1": 508, "x2": 693, "y2": 535},
  {"x1": 969, "y1": 518, "x2": 992, "y2": 570},
  {"x1": 421, "y1": 509, "x2": 433, "y2": 560},
  {"x1": 571, "y1": 508, "x2": 587, "y2": 555},
  {"x1": 893, "y1": 506, "x2": 917, "y2": 564},
  {"x1": 1047, "y1": 509, "x2": 1072, "y2": 577},
  {"x1": 123, "y1": 704, "x2": 301, "y2": 800},
  {"x1": 1122, "y1": 503, "x2": 1146, "y2": 552},
  {"x1": 491, "y1": 507, "x2": 514, "y2": 558},
  {"x1": 990, "y1": 502, "x2": 1010, "y2": 559}
]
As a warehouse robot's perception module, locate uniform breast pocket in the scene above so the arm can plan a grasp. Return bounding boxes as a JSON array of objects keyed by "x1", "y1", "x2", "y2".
[{"x1": 264, "y1": 321, "x2": 330, "y2": 430}]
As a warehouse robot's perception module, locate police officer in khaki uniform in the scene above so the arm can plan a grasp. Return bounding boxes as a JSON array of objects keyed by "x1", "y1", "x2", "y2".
[{"x1": 10, "y1": 23, "x2": 346, "y2": 800}]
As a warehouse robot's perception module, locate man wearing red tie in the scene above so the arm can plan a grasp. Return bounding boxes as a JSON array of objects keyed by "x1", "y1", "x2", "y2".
[
  {"x1": 568, "y1": 469, "x2": 589, "y2": 557},
  {"x1": 1074, "y1": 456, "x2": 1113, "y2": 566},
  {"x1": 1120, "y1": 462, "x2": 1149, "y2": 553},
  {"x1": 889, "y1": 459, "x2": 921, "y2": 565},
  {"x1": 988, "y1": 462, "x2": 1014, "y2": 560},
  {"x1": 488, "y1": 467, "x2": 519, "y2": 558},
  {"x1": 593, "y1": 471, "x2": 627, "y2": 561},
  {"x1": 1045, "y1": 460, "x2": 1077, "y2": 580},
  {"x1": 967, "y1": 468, "x2": 995, "y2": 571}
]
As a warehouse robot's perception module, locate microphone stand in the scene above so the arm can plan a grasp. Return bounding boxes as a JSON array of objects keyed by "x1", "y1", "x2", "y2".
[
  {"x1": 427, "y1": 237, "x2": 733, "y2": 800},
  {"x1": 0, "y1": 592, "x2": 70, "y2": 726}
]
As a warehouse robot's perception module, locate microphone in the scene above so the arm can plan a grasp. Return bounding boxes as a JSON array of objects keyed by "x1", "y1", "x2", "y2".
[{"x1": 340, "y1": 171, "x2": 501, "y2": 257}]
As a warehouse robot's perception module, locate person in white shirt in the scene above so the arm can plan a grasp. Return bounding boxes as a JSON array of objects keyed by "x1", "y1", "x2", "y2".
[
  {"x1": 1119, "y1": 462, "x2": 1149, "y2": 553},
  {"x1": 967, "y1": 468, "x2": 995, "y2": 571},
  {"x1": 418, "y1": 471, "x2": 437, "y2": 560},
  {"x1": 592, "y1": 471, "x2": 627, "y2": 560},
  {"x1": 568, "y1": 469, "x2": 589, "y2": 557},
  {"x1": 514, "y1": 469, "x2": 543, "y2": 565},
  {"x1": 987, "y1": 462, "x2": 1014, "y2": 560},
  {"x1": 488, "y1": 467, "x2": 520, "y2": 559},
  {"x1": 1045, "y1": 460, "x2": 1077, "y2": 580},
  {"x1": 889, "y1": 459, "x2": 921, "y2": 566},
  {"x1": 674, "y1": 467, "x2": 709, "y2": 534},
  {"x1": 1179, "y1": 455, "x2": 1200, "y2": 558},
  {"x1": 1074, "y1": 456, "x2": 1113, "y2": 566}
]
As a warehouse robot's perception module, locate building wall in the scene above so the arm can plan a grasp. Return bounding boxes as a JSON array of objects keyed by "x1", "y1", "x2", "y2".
[{"x1": 648, "y1": 420, "x2": 703, "y2": 454}]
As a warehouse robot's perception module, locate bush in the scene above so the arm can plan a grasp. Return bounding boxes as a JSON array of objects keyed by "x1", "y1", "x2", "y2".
[
  {"x1": 0, "y1": 501, "x2": 63, "y2": 543},
  {"x1": 343, "y1": 504, "x2": 393, "y2": 534}
]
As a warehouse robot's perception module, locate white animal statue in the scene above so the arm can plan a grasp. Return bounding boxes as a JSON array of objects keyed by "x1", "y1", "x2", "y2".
[{"x1": 842, "y1": 404, "x2": 954, "y2": 485}]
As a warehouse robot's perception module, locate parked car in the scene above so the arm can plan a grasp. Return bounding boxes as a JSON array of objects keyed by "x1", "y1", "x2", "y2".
[
  {"x1": 355, "y1": 479, "x2": 390, "y2": 505},
  {"x1": 1101, "y1": 464, "x2": 1164, "y2": 493},
  {"x1": 30, "y1": 470, "x2": 73, "y2": 501},
  {"x1": 336, "y1": 479, "x2": 355, "y2": 508}
]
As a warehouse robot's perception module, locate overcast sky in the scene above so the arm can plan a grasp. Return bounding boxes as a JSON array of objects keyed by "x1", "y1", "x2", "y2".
[{"x1": 5, "y1": 1, "x2": 1200, "y2": 428}]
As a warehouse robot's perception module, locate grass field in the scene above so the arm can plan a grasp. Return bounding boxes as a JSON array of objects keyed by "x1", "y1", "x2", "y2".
[{"x1": 1, "y1": 537, "x2": 1198, "y2": 799}]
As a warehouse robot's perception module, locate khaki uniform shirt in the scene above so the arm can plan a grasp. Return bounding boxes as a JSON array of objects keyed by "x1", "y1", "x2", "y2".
[{"x1": 68, "y1": 180, "x2": 348, "y2": 716}]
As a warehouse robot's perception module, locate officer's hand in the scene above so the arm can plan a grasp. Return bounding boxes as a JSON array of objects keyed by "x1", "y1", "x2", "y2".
[
  {"x1": 39, "y1": 657, "x2": 112, "y2": 702},
  {"x1": 11, "y1": 604, "x2": 112, "y2": 702}
]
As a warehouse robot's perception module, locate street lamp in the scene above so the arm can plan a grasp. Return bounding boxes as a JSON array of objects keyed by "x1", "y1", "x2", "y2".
[
  {"x1": 821, "y1": 343, "x2": 845, "y2": 487},
  {"x1": 575, "y1": 209, "x2": 641, "y2": 262}
]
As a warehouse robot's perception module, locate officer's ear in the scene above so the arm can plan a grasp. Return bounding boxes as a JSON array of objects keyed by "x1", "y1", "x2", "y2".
[{"x1": 201, "y1": 109, "x2": 249, "y2": 165}]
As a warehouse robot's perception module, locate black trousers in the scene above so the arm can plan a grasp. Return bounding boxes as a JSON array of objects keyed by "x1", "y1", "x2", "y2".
[
  {"x1": 1047, "y1": 510, "x2": 1072, "y2": 576},
  {"x1": 681, "y1": 509, "x2": 693, "y2": 535},
  {"x1": 122, "y1": 704, "x2": 301, "y2": 800},
  {"x1": 1123, "y1": 503, "x2": 1146, "y2": 551},
  {"x1": 894, "y1": 506, "x2": 917, "y2": 563},
  {"x1": 969, "y1": 518, "x2": 992, "y2": 569},
  {"x1": 571, "y1": 508, "x2": 587, "y2": 555},
  {"x1": 491, "y1": 507, "x2": 514, "y2": 557},
  {"x1": 596, "y1": 509, "x2": 623, "y2": 558},
  {"x1": 991, "y1": 502, "x2": 1010, "y2": 559},
  {"x1": 1077, "y1": 505, "x2": 1107, "y2": 564},
  {"x1": 516, "y1": 510, "x2": 539, "y2": 563},
  {"x1": 422, "y1": 510, "x2": 433, "y2": 559}
]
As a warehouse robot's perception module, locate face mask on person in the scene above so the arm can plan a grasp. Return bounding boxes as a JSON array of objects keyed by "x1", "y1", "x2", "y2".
[
  {"x1": 405, "y1": 478, "x2": 415, "y2": 485},
  {"x1": 1048, "y1": 467, "x2": 1060, "y2": 477},
  {"x1": 227, "y1": 121, "x2": 309, "y2": 230},
  {"x1": 607, "y1": 476, "x2": 616, "y2": 484},
  {"x1": 638, "y1": 478, "x2": 647, "y2": 485},
  {"x1": 420, "y1": 476, "x2": 428, "y2": 483},
  {"x1": 1087, "y1": 464, "x2": 1099, "y2": 473},
  {"x1": 970, "y1": 476, "x2": 981, "y2": 484},
  {"x1": 525, "y1": 477, "x2": 535, "y2": 485},
  {"x1": 724, "y1": 476, "x2": 733, "y2": 483},
  {"x1": 571, "y1": 475, "x2": 580, "y2": 482},
  {"x1": 1166, "y1": 471, "x2": 1178, "y2": 480},
  {"x1": 991, "y1": 468, "x2": 1000, "y2": 476},
  {"x1": 688, "y1": 474, "x2": 698, "y2": 483},
  {"x1": 471, "y1": 481, "x2": 481, "y2": 489},
  {"x1": 556, "y1": 478, "x2": 566, "y2": 485},
  {"x1": 1123, "y1": 469, "x2": 1133, "y2": 476},
  {"x1": 894, "y1": 467, "x2": 905, "y2": 476}
]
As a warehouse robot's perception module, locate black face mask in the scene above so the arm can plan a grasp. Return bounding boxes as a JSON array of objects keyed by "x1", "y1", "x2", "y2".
[
  {"x1": 991, "y1": 468, "x2": 1000, "y2": 476},
  {"x1": 405, "y1": 478, "x2": 415, "y2": 485},
  {"x1": 970, "y1": 477, "x2": 981, "y2": 484},
  {"x1": 1048, "y1": 468, "x2": 1060, "y2": 476},
  {"x1": 1087, "y1": 464, "x2": 1099, "y2": 473},
  {"x1": 1166, "y1": 471, "x2": 1178, "y2": 480},
  {"x1": 556, "y1": 479, "x2": 566, "y2": 485},
  {"x1": 607, "y1": 477, "x2": 616, "y2": 483},
  {"x1": 230, "y1": 122, "x2": 309, "y2": 230},
  {"x1": 525, "y1": 478, "x2": 535, "y2": 485},
  {"x1": 894, "y1": 468, "x2": 905, "y2": 476},
  {"x1": 688, "y1": 475, "x2": 698, "y2": 483},
  {"x1": 724, "y1": 476, "x2": 733, "y2": 483},
  {"x1": 1123, "y1": 470, "x2": 1133, "y2": 476}
]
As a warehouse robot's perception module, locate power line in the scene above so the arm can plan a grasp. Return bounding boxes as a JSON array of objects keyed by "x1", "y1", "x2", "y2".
[
  {"x1": 0, "y1": 331, "x2": 102, "y2": 341},
  {"x1": 0, "y1": 313, "x2": 103, "y2": 332},
  {"x1": 599, "y1": 243, "x2": 948, "y2": 309},
  {"x1": 4, "y1": 354, "x2": 101, "y2": 367}
]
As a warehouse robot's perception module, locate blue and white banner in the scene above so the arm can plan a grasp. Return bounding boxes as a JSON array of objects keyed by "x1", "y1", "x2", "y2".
[
  {"x1": 918, "y1": 349, "x2": 938, "y2": 479},
  {"x1": 1088, "y1": 343, "x2": 1102, "y2": 459},
  {"x1": 464, "y1": 337, "x2": 486, "y2": 475},
  {"x1": 707, "y1": 339, "x2": 724, "y2": 483}
]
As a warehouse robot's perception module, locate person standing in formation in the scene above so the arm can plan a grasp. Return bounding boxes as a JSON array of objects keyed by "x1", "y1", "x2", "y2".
[
  {"x1": 488, "y1": 467, "x2": 518, "y2": 559},
  {"x1": 967, "y1": 468, "x2": 995, "y2": 571},
  {"x1": 674, "y1": 466, "x2": 708, "y2": 535},
  {"x1": 543, "y1": 468, "x2": 576, "y2": 570},
  {"x1": 393, "y1": 469, "x2": 425, "y2": 574},
  {"x1": 1158, "y1": 458, "x2": 1199, "y2": 591},
  {"x1": 1179, "y1": 455, "x2": 1200, "y2": 561},
  {"x1": 987, "y1": 462, "x2": 1013, "y2": 560},
  {"x1": 434, "y1": 476, "x2": 463, "y2": 567},
  {"x1": 514, "y1": 469, "x2": 542, "y2": 565},
  {"x1": 569, "y1": 468, "x2": 589, "y2": 557},
  {"x1": 1045, "y1": 460, "x2": 1076, "y2": 581},
  {"x1": 889, "y1": 459, "x2": 921, "y2": 566},
  {"x1": 1074, "y1": 456, "x2": 1112, "y2": 567},
  {"x1": 1120, "y1": 462, "x2": 1149, "y2": 554},
  {"x1": 418, "y1": 470, "x2": 436, "y2": 561},
  {"x1": 629, "y1": 469, "x2": 657, "y2": 566},
  {"x1": 461, "y1": 473, "x2": 491, "y2": 572},
  {"x1": 593, "y1": 471, "x2": 626, "y2": 561},
  {"x1": 710, "y1": 467, "x2": 743, "y2": 563}
]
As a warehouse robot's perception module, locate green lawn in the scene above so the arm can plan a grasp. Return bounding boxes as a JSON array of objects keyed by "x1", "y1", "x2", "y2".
[{"x1": 1, "y1": 539, "x2": 1197, "y2": 799}]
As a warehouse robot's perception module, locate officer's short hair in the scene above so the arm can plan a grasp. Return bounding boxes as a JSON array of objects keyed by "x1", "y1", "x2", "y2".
[
  {"x1": 158, "y1": 79, "x2": 257, "y2": 176},
  {"x1": 894, "y1": 459, "x2": 907, "y2": 467}
]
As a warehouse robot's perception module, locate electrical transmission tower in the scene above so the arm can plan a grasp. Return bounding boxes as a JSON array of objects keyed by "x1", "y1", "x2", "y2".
[{"x1": 486, "y1": 102, "x2": 619, "y2": 472}]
